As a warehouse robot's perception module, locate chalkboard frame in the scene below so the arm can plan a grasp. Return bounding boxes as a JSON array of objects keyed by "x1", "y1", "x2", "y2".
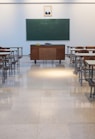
[{"x1": 26, "y1": 19, "x2": 70, "y2": 41}]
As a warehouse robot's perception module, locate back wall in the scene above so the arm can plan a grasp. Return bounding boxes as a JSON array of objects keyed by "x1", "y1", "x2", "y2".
[{"x1": 0, "y1": 0, "x2": 95, "y2": 55}]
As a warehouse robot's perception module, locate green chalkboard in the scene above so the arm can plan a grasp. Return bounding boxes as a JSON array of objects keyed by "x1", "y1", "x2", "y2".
[{"x1": 26, "y1": 19, "x2": 70, "y2": 40}]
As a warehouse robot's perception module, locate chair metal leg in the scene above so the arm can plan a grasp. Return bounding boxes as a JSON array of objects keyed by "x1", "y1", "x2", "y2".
[
  {"x1": 93, "y1": 87, "x2": 95, "y2": 97},
  {"x1": 90, "y1": 86, "x2": 92, "y2": 98}
]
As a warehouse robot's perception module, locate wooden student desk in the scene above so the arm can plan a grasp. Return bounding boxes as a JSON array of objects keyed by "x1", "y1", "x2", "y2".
[
  {"x1": 30, "y1": 44, "x2": 65, "y2": 63},
  {"x1": 85, "y1": 60, "x2": 95, "y2": 79}
]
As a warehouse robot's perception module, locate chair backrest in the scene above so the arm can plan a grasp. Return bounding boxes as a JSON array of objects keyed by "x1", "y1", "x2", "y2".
[
  {"x1": 83, "y1": 56, "x2": 95, "y2": 66},
  {"x1": 86, "y1": 46, "x2": 95, "y2": 49},
  {"x1": 78, "y1": 49, "x2": 89, "y2": 53},
  {"x1": 76, "y1": 46, "x2": 84, "y2": 49},
  {"x1": 86, "y1": 46, "x2": 95, "y2": 53},
  {"x1": 75, "y1": 46, "x2": 84, "y2": 53},
  {"x1": 84, "y1": 56, "x2": 95, "y2": 60}
]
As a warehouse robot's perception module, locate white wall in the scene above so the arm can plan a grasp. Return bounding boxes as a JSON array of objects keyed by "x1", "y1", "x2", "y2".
[
  {"x1": 0, "y1": 0, "x2": 95, "y2": 3},
  {"x1": 0, "y1": 1, "x2": 95, "y2": 54}
]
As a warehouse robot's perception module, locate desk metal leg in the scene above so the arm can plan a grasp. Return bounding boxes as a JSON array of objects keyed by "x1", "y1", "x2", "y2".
[
  {"x1": 34, "y1": 60, "x2": 36, "y2": 64},
  {"x1": 59, "y1": 60, "x2": 61, "y2": 64},
  {"x1": 74, "y1": 56, "x2": 77, "y2": 74}
]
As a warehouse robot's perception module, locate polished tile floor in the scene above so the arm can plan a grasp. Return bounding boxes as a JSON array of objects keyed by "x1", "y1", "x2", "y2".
[{"x1": 0, "y1": 56, "x2": 95, "y2": 139}]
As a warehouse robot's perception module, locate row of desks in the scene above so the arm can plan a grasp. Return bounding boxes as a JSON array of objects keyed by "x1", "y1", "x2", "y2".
[
  {"x1": 0, "y1": 47, "x2": 23, "y2": 83},
  {"x1": 0, "y1": 51, "x2": 15, "y2": 83},
  {"x1": 71, "y1": 51, "x2": 95, "y2": 97}
]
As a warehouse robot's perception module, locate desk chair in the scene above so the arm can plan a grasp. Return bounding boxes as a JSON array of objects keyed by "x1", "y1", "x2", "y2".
[
  {"x1": 84, "y1": 56, "x2": 95, "y2": 79},
  {"x1": 86, "y1": 46, "x2": 95, "y2": 49},
  {"x1": 70, "y1": 46, "x2": 84, "y2": 63},
  {"x1": 75, "y1": 46, "x2": 84, "y2": 53},
  {"x1": 0, "y1": 56, "x2": 11, "y2": 83},
  {"x1": 76, "y1": 50, "x2": 89, "y2": 71},
  {"x1": 86, "y1": 46, "x2": 95, "y2": 53}
]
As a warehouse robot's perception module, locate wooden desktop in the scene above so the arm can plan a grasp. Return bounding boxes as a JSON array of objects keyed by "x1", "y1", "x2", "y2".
[{"x1": 30, "y1": 44, "x2": 65, "y2": 63}]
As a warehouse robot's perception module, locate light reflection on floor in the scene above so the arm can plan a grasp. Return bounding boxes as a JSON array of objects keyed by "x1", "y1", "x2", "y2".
[{"x1": 0, "y1": 56, "x2": 95, "y2": 139}]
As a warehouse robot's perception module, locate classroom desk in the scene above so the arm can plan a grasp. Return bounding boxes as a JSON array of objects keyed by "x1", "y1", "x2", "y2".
[
  {"x1": 0, "y1": 52, "x2": 11, "y2": 83},
  {"x1": 70, "y1": 48, "x2": 95, "y2": 63},
  {"x1": 0, "y1": 52, "x2": 10, "y2": 56},
  {"x1": 0, "y1": 52, "x2": 10, "y2": 65},
  {"x1": 0, "y1": 52, "x2": 11, "y2": 66},
  {"x1": 85, "y1": 60, "x2": 95, "y2": 97},
  {"x1": 30, "y1": 45, "x2": 65, "y2": 63},
  {"x1": 70, "y1": 48, "x2": 95, "y2": 54},
  {"x1": 0, "y1": 52, "x2": 11, "y2": 68},
  {"x1": 85, "y1": 60, "x2": 95, "y2": 79},
  {"x1": 70, "y1": 48, "x2": 84, "y2": 63},
  {"x1": 74, "y1": 53, "x2": 95, "y2": 72},
  {"x1": 67, "y1": 46, "x2": 84, "y2": 55}
]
